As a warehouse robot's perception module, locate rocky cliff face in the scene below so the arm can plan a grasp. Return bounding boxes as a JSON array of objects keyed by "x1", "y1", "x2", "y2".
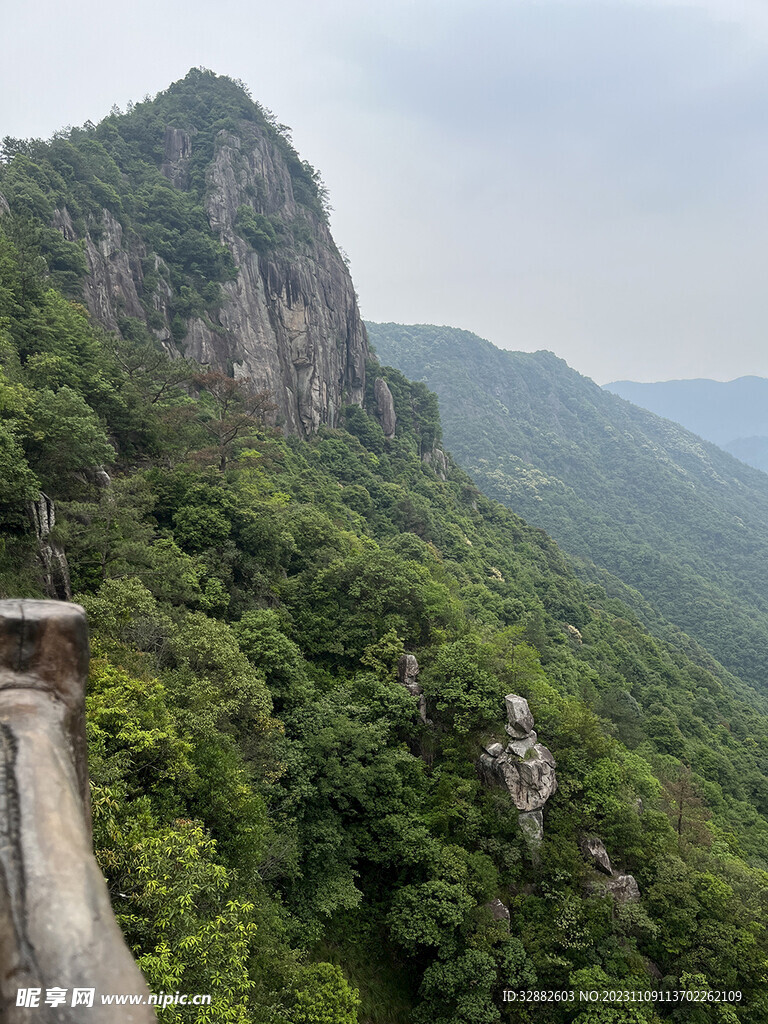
[
  {"x1": 53, "y1": 117, "x2": 368, "y2": 438},
  {"x1": 188, "y1": 127, "x2": 367, "y2": 435}
]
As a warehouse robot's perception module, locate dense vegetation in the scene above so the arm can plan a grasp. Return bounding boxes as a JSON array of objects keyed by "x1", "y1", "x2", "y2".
[
  {"x1": 368, "y1": 322, "x2": 768, "y2": 696},
  {"x1": 3, "y1": 74, "x2": 768, "y2": 1023},
  {"x1": 1, "y1": 205, "x2": 768, "y2": 1022},
  {"x1": 0, "y1": 68, "x2": 329, "y2": 344}
]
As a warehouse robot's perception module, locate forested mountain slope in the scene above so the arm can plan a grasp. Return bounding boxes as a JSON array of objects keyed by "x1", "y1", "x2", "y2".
[
  {"x1": 368, "y1": 322, "x2": 768, "y2": 694},
  {"x1": 0, "y1": 67, "x2": 367, "y2": 436},
  {"x1": 606, "y1": 376, "x2": 768, "y2": 472},
  {"x1": 2, "y1": 75, "x2": 768, "y2": 1023}
]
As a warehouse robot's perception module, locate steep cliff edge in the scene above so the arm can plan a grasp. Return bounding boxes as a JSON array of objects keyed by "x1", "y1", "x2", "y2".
[{"x1": 0, "y1": 70, "x2": 367, "y2": 436}]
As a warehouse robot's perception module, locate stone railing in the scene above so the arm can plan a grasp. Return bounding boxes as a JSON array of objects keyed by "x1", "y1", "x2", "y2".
[{"x1": 0, "y1": 600, "x2": 155, "y2": 1022}]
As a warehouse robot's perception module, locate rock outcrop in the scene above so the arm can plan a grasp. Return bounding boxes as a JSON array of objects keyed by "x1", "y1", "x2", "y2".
[
  {"x1": 581, "y1": 835, "x2": 641, "y2": 903},
  {"x1": 397, "y1": 653, "x2": 427, "y2": 723},
  {"x1": 485, "y1": 898, "x2": 510, "y2": 929},
  {"x1": 374, "y1": 377, "x2": 397, "y2": 437},
  {"x1": 480, "y1": 695, "x2": 557, "y2": 847},
  {"x1": 79, "y1": 208, "x2": 147, "y2": 335},
  {"x1": 422, "y1": 446, "x2": 448, "y2": 480},
  {"x1": 505, "y1": 694, "x2": 535, "y2": 737},
  {"x1": 580, "y1": 836, "x2": 613, "y2": 876},
  {"x1": 160, "y1": 126, "x2": 194, "y2": 188},
  {"x1": 193, "y1": 128, "x2": 367, "y2": 436},
  {"x1": 52, "y1": 110, "x2": 369, "y2": 440},
  {"x1": 0, "y1": 600, "x2": 155, "y2": 1022},
  {"x1": 28, "y1": 493, "x2": 71, "y2": 601},
  {"x1": 604, "y1": 873, "x2": 641, "y2": 903}
]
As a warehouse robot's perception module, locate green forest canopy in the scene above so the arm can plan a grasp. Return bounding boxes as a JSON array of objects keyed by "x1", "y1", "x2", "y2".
[
  {"x1": 367, "y1": 320, "x2": 768, "y2": 697},
  {"x1": 1, "y1": 75, "x2": 767, "y2": 1023}
]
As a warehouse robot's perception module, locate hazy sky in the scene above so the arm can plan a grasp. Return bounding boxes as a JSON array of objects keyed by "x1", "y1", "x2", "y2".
[{"x1": 3, "y1": 0, "x2": 768, "y2": 383}]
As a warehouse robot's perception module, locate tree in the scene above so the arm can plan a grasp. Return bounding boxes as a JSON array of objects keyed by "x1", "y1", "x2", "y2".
[
  {"x1": 0, "y1": 420, "x2": 39, "y2": 520},
  {"x1": 24, "y1": 385, "x2": 115, "y2": 491},
  {"x1": 660, "y1": 764, "x2": 712, "y2": 851},
  {"x1": 194, "y1": 371, "x2": 275, "y2": 471},
  {"x1": 285, "y1": 963, "x2": 359, "y2": 1024},
  {"x1": 110, "y1": 336, "x2": 198, "y2": 406}
]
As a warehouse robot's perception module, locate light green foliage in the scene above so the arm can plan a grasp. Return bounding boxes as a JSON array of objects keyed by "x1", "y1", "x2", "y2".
[
  {"x1": 2, "y1": 90, "x2": 768, "y2": 1024},
  {"x1": 87, "y1": 656, "x2": 193, "y2": 794},
  {"x1": 0, "y1": 419, "x2": 38, "y2": 512},
  {"x1": 96, "y1": 803, "x2": 257, "y2": 1023},
  {"x1": 285, "y1": 963, "x2": 360, "y2": 1024}
]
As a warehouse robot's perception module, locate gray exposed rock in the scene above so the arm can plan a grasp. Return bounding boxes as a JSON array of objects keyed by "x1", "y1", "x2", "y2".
[
  {"x1": 82, "y1": 208, "x2": 146, "y2": 333},
  {"x1": 0, "y1": 600, "x2": 155, "y2": 1021},
  {"x1": 49, "y1": 120, "x2": 369, "y2": 440},
  {"x1": 374, "y1": 377, "x2": 397, "y2": 437},
  {"x1": 148, "y1": 255, "x2": 175, "y2": 346},
  {"x1": 495, "y1": 747, "x2": 558, "y2": 812},
  {"x1": 77, "y1": 466, "x2": 112, "y2": 489},
  {"x1": 506, "y1": 730, "x2": 537, "y2": 756},
  {"x1": 483, "y1": 742, "x2": 505, "y2": 758},
  {"x1": 605, "y1": 874, "x2": 641, "y2": 903},
  {"x1": 480, "y1": 695, "x2": 557, "y2": 845},
  {"x1": 0, "y1": 190, "x2": 8, "y2": 216},
  {"x1": 423, "y1": 446, "x2": 448, "y2": 480},
  {"x1": 397, "y1": 654, "x2": 427, "y2": 722},
  {"x1": 189, "y1": 127, "x2": 368, "y2": 436},
  {"x1": 518, "y1": 810, "x2": 544, "y2": 847},
  {"x1": 580, "y1": 837, "x2": 641, "y2": 902},
  {"x1": 580, "y1": 837, "x2": 613, "y2": 876},
  {"x1": 505, "y1": 694, "x2": 535, "y2": 738},
  {"x1": 28, "y1": 493, "x2": 71, "y2": 601},
  {"x1": 52, "y1": 206, "x2": 77, "y2": 240},
  {"x1": 486, "y1": 897, "x2": 511, "y2": 927},
  {"x1": 161, "y1": 126, "x2": 193, "y2": 188},
  {"x1": 535, "y1": 743, "x2": 556, "y2": 767},
  {"x1": 398, "y1": 654, "x2": 421, "y2": 694}
]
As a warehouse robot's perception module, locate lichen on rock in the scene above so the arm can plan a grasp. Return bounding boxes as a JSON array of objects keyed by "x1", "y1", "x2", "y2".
[{"x1": 479, "y1": 694, "x2": 557, "y2": 846}]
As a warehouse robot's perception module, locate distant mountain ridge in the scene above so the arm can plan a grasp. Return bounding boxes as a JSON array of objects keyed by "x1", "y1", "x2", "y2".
[
  {"x1": 605, "y1": 376, "x2": 768, "y2": 471},
  {"x1": 368, "y1": 321, "x2": 768, "y2": 692}
]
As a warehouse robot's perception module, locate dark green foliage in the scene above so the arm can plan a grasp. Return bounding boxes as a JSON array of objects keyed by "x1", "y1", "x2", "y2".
[
  {"x1": 234, "y1": 204, "x2": 280, "y2": 253},
  {"x1": 368, "y1": 321, "x2": 768, "y2": 697},
  {"x1": 0, "y1": 68, "x2": 330, "y2": 349},
  {"x1": 3, "y1": 116, "x2": 768, "y2": 1024}
]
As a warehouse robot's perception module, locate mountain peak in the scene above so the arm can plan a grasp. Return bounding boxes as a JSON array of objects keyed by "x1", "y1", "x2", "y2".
[{"x1": 0, "y1": 73, "x2": 366, "y2": 436}]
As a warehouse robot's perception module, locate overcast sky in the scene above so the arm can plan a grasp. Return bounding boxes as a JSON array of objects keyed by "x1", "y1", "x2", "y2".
[{"x1": 3, "y1": 0, "x2": 768, "y2": 383}]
